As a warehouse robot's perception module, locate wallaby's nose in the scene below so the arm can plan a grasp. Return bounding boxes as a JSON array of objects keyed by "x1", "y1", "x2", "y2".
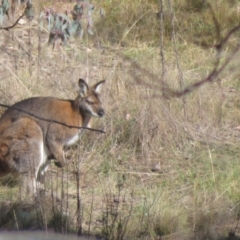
[{"x1": 98, "y1": 109, "x2": 104, "y2": 117}]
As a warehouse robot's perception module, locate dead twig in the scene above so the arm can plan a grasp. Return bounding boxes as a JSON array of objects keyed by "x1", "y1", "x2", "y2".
[
  {"x1": 0, "y1": 103, "x2": 106, "y2": 133},
  {"x1": 0, "y1": 6, "x2": 27, "y2": 31}
]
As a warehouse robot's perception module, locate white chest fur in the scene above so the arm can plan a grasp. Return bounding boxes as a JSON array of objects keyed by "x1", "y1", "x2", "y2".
[
  {"x1": 65, "y1": 123, "x2": 91, "y2": 146},
  {"x1": 66, "y1": 132, "x2": 81, "y2": 146}
]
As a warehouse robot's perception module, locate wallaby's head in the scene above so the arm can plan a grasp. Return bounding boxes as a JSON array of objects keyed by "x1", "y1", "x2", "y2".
[{"x1": 78, "y1": 79, "x2": 105, "y2": 118}]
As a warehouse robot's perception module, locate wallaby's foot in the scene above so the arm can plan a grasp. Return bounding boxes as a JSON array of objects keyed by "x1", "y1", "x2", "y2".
[{"x1": 54, "y1": 160, "x2": 64, "y2": 168}]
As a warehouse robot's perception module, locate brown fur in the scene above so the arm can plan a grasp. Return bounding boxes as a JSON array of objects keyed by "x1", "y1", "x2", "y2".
[{"x1": 0, "y1": 117, "x2": 43, "y2": 194}]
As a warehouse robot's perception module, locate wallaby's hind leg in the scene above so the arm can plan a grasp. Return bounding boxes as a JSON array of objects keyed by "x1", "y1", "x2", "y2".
[
  {"x1": 35, "y1": 140, "x2": 48, "y2": 188},
  {"x1": 20, "y1": 173, "x2": 37, "y2": 198},
  {"x1": 47, "y1": 139, "x2": 65, "y2": 168},
  {"x1": 21, "y1": 130, "x2": 45, "y2": 196},
  {"x1": 0, "y1": 118, "x2": 44, "y2": 197}
]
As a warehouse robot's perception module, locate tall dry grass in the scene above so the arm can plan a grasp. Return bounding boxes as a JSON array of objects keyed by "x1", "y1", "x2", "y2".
[{"x1": 0, "y1": 0, "x2": 240, "y2": 239}]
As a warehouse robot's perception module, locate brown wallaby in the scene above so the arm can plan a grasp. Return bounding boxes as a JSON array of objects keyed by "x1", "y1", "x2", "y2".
[{"x1": 0, "y1": 78, "x2": 105, "y2": 194}]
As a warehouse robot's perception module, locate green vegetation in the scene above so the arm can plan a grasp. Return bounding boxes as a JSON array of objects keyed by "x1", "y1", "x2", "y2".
[{"x1": 1, "y1": 0, "x2": 240, "y2": 239}]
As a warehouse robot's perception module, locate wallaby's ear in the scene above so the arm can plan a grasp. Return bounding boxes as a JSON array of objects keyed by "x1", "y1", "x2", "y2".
[
  {"x1": 0, "y1": 143, "x2": 9, "y2": 157},
  {"x1": 78, "y1": 79, "x2": 89, "y2": 97},
  {"x1": 93, "y1": 80, "x2": 105, "y2": 94}
]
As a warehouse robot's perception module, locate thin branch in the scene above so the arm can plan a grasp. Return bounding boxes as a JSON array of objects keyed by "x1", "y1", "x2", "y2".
[
  {"x1": 0, "y1": 103, "x2": 106, "y2": 133},
  {"x1": 208, "y1": 2, "x2": 221, "y2": 42},
  {"x1": 167, "y1": 20, "x2": 240, "y2": 98},
  {"x1": 121, "y1": 14, "x2": 240, "y2": 99},
  {"x1": 0, "y1": 6, "x2": 27, "y2": 31},
  {"x1": 168, "y1": 0, "x2": 186, "y2": 116},
  {"x1": 159, "y1": 0, "x2": 165, "y2": 88},
  {"x1": 161, "y1": 41, "x2": 240, "y2": 98},
  {"x1": 215, "y1": 24, "x2": 240, "y2": 50}
]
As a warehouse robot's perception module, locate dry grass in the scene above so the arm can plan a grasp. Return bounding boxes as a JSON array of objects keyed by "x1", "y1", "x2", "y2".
[{"x1": 1, "y1": 0, "x2": 240, "y2": 239}]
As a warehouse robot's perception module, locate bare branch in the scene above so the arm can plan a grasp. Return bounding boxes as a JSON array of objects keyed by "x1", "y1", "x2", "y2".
[
  {"x1": 0, "y1": 103, "x2": 105, "y2": 133},
  {"x1": 0, "y1": 6, "x2": 27, "y2": 31},
  {"x1": 120, "y1": 17, "x2": 240, "y2": 99},
  {"x1": 167, "y1": 20, "x2": 240, "y2": 98}
]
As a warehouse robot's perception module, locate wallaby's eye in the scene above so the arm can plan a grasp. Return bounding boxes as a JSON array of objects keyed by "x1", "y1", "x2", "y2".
[{"x1": 86, "y1": 100, "x2": 94, "y2": 105}]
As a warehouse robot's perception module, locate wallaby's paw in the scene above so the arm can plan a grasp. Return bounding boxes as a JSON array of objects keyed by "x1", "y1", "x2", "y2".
[{"x1": 54, "y1": 161, "x2": 64, "y2": 168}]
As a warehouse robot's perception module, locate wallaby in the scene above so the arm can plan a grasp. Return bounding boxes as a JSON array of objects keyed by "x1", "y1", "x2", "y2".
[{"x1": 0, "y1": 78, "x2": 105, "y2": 194}]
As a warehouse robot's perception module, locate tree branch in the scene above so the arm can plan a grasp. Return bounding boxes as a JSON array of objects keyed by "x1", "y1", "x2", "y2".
[
  {"x1": 121, "y1": 19, "x2": 240, "y2": 99},
  {"x1": 0, "y1": 6, "x2": 27, "y2": 31},
  {"x1": 0, "y1": 103, "x2": 105, "y2": 133}
]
